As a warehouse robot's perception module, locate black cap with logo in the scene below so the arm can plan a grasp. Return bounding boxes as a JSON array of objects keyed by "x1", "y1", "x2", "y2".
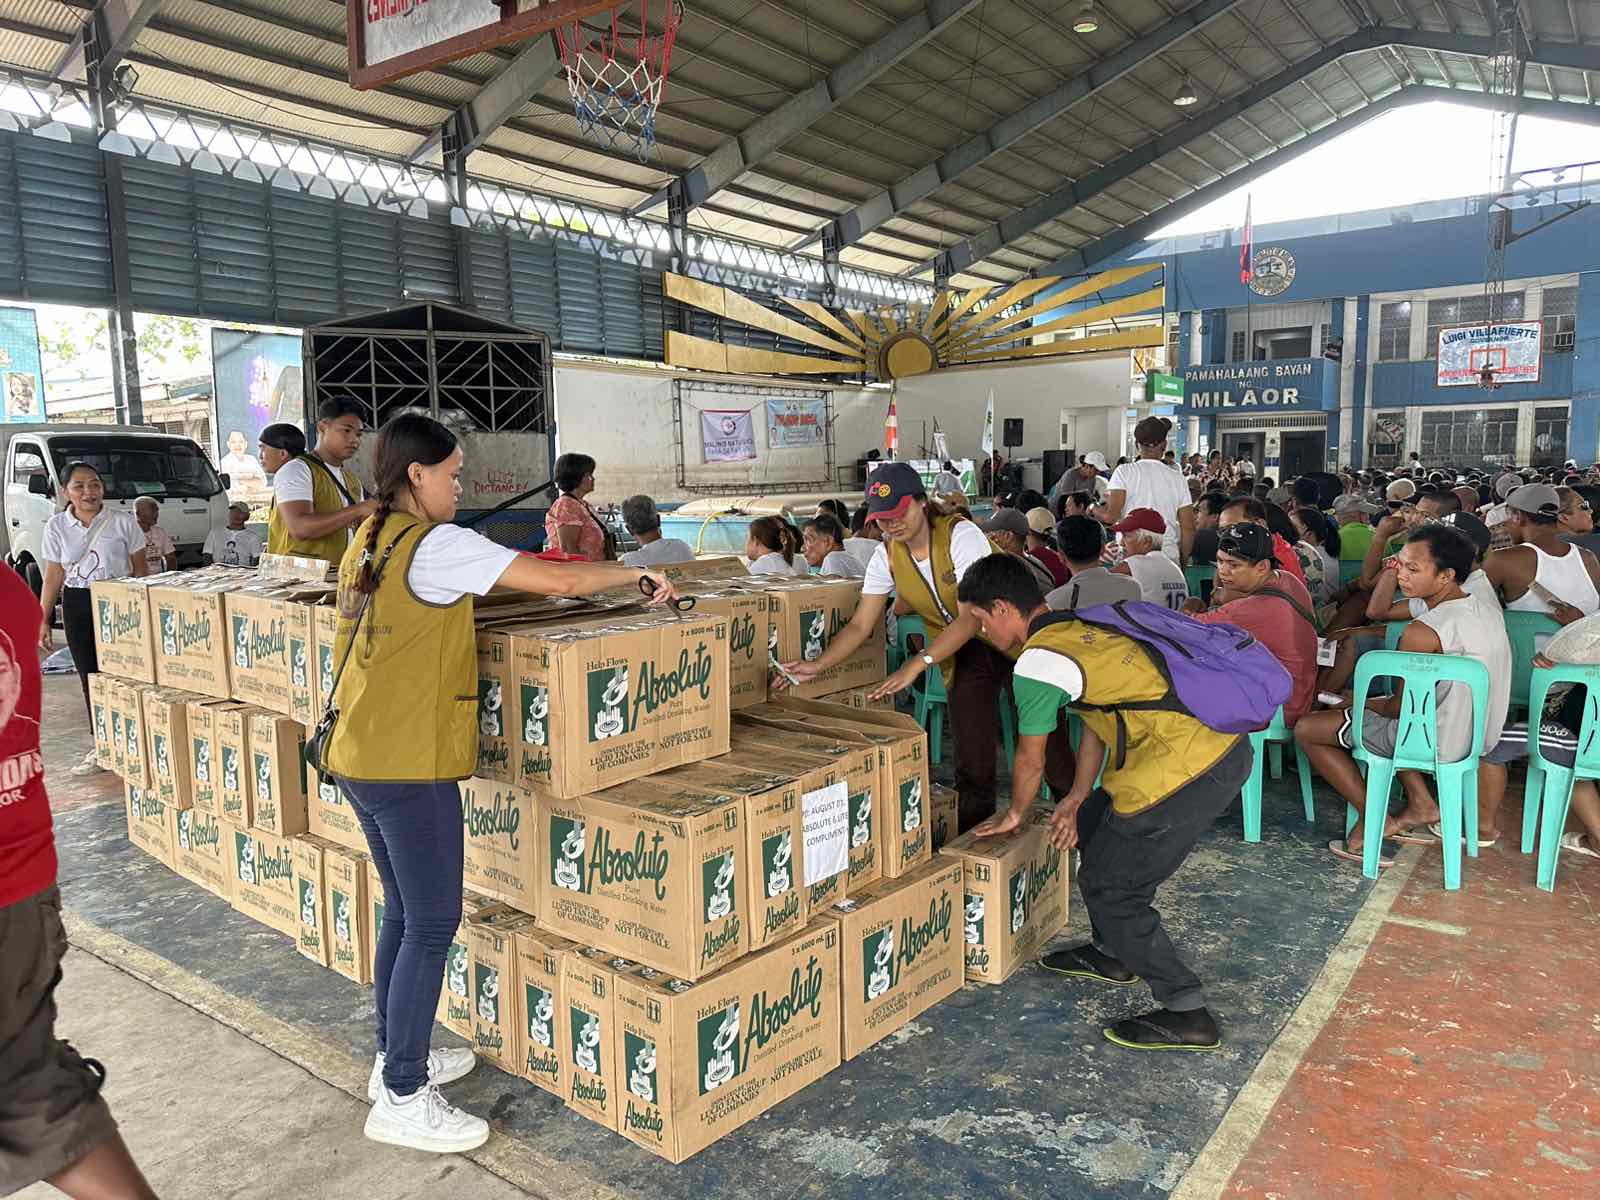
[{"x1": 863, "y1": 462, "x2": 928, "y2": 523}]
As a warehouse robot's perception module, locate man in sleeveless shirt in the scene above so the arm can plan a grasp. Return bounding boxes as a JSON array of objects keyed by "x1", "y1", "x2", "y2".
[{"x1": 1483, "y1": 483, "x2": 1600, "y2": 623}]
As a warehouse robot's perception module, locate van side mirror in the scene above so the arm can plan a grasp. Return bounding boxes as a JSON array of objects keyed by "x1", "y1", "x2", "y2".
[
  {"x1": 219, "y1": 473, "x2": 231, "y2": 490},
  {"x1": 26, "y1": 474, "x2": 52, "y2": 497}
]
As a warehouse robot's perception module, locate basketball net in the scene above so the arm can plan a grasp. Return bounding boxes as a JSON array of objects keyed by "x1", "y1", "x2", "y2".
[{"x1": 556, "y1": 1, "x2": 682, "y2": 161}]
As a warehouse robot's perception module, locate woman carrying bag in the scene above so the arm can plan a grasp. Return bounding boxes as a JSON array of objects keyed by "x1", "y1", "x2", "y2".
[
  {"x1": 544, "y1": 452, "x2": 613, "y2": 561},
  {"x1": 316, "y1": 415, "x2": 677, "y2": 1154},
  {"x1": 780, "y1": 462, "x2": 1075, "y2": 834}
]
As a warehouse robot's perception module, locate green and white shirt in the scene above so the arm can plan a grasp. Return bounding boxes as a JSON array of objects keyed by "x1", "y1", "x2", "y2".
[{"x1": 1012, "y1": 646, "x2": 1085, "y2": 737}]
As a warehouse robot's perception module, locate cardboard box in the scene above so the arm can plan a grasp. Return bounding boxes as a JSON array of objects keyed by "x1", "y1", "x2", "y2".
[
  {"x1": 439, "y1": 895, "x2": 513, "y2": 1038},
  {"x1": 293, "y1": 835, "x2": 330, "y2": 967},
  {"x1": 124, "y1": 782, "x2": 175, "y2": 868},
  {"x1": 307, "y1": 766, "x2": 366, "y2": 854},
  {"x1": 224, "y1": 585, "x2": 326, "y2": 718},
  {"x1": 184, "y1": 699, "x2": 223, "y2": 815},
  {"x1": 614, "y1": 919, "x2": 842, "y2": 1163},
  {"x1": 322, "y1": 841, "x2": 370, "y2": 984},
  {"x1": 309, "y1": 600, "x2": 339, "y2": 719},
  {"x1": 510, "y1": 610, "x2": 731, "y2": 799},
  {"x1": 248, "y1": 712, "x2": 307, "y2": 836},
  {"x1": 819, "y1": 684, "x2": 893, "y2": 711},
  {"x1": 468, "y1": 908, "x2": 535, "y2": 1075},
  {"x1": 106, "y1": 682, "x2": 126, "y2": 776},
  {"x1": 91, "y1": 578, "x2": 155, "y2": 683},
  {"x1": 942, "y1": 807, "x2": 1070, "y2": 985},
  {"x1": 150, "y1": 579, "x2": 233, "y2": 698},
  {"x1": 514, "y1": 925, "x2": 579, "y2": 1097},
  {"x1": 712, "y1": 744, "x2": 851, "y2": 914},
  {"x1": 658, "y1": 759, "x2": 808, "y2": 951},
  {"x1": 227, "y1": 823, "x2": 298, "y2": 938},
  {"x1": 213, "y1": 704, "x2": 256, "y2": 827},
  {"x1": 173, "y1": 805, "x2": 230, "y2": 899},
  {"x1": 475, "y1": 629, "x2": 515, "y2": 783},
  {"x1": 561, "y1": 950, "x2": 630, "y2": 1131},
  {"x1": 141, "y1": 690, "x2": 194, "y2": 811},
  {"x1": 825, "y1": 857, "x2": 965, "y2": 1060},
  {"x1": 89, "y1": 674, "x2": 114, "y2": 768},
  {"x1": 743, "y1": 577, "x2": 884, "y2": 699},
  {"x1": 930, "y1": 784, "x2": 959, "y2": 853},
  {"x1": 538, "y1": 784, "x2": 746, "y2": 981},
  {"x1": 757, "y1": 700, "x2": 933, "y2": 880},
  {"x1": 366, "y1": 858, "x2": 387, "y2": 982},
  {"x1": 687, "y1": 590, "x2": 771, "y2": 711},
  {"x1": 111, "y1": 680, "x2": 150, "y2": 789},
  {"x1": 461, "y1": 777, "x2": 537, "y2": 916}
]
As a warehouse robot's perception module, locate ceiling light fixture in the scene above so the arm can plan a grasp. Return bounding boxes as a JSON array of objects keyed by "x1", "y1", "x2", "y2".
[
  {"x1": 1072, "y1": 2, "x2": 1099, "y2": 34},
  {"x1": 1172, "y1": 74, "x2": 1199, "y2": 107}
]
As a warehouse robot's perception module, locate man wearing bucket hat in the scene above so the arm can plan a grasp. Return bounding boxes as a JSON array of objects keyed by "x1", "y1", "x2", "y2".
[
  {"x1": 1093, "y1": 418, "x2": 1195, "y2": 566},
  {"x1": 779, "y1": 462, "x2": 1075, "y2": 832}
]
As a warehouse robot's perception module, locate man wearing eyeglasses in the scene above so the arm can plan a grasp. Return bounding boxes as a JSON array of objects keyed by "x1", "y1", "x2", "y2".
[
  {"x1": 1182, "y1": 523, "x2": 1319, "y2": 727},
  {"x1": 1557, "y1": 486, "x2": 1600, "y2": 559}
]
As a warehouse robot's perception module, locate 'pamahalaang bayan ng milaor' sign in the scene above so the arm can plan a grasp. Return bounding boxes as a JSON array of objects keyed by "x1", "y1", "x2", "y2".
[{"x1": 1178, "y1": 357, "x2": 1337, "y2": 413}]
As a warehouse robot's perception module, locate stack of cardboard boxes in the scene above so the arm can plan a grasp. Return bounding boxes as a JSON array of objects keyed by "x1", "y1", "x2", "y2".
[{"x1": 98, "y1": 553, "x2": 1067, "y2": 1162}]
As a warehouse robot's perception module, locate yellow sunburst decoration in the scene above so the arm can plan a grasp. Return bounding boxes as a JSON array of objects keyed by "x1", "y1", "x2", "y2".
[{"x1": 661, "y1": 264, "x2": 1165, "y2": 382}]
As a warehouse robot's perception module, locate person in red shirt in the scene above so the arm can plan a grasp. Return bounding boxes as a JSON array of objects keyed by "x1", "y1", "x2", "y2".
[
  {"x1": 1221, "y1": 496, "x2": 1306, "y2": 585},
  {"x1": 1025, "y1": 508, "x2": 1070, "y2": 587},
  {"x1": 0, "y1": 562, "x2": 157, "y2": 1199},
  {"x1": 1183, "y1": 523, "x2": 1319, "y2": 726}
]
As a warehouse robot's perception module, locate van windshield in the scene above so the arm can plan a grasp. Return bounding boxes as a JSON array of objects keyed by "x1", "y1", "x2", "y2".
[{"x1": 48, "y1": 437, "x2": 224, "y2": 501}]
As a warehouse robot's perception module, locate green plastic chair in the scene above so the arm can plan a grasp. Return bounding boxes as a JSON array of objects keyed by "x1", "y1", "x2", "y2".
[
  {"x1": 1503, "y1": 611, "x2": 1561, "y2": 718},
  {"x1": 1184, "y1": 564, "x2": 1216, "y2": 605},
  {"x1": 1348, "y1": 650, "x2": 1491, "y2": 887},
  {"x1": 1240, "y1": 704, "x2": 1315, "y2": 842},
  {"x1": 1523, "y1": 663, "x2": 1600, "y2": 891},
  {"x1": 895, "y1": 615, "x2": 947, "y2": 763},
  {"x1": 1384, "y1": 621, "x2": 1406, "y2": 650}
]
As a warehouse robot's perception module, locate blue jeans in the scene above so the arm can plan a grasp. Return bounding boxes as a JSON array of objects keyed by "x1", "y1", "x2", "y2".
[{"x1": 340, "y1": 779, "x2": 464, "y2": 1097}]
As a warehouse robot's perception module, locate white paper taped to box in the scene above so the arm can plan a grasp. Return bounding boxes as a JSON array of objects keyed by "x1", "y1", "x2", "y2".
[{"x1": 802, "y1": 780, "x2": 849, "y2": 887}]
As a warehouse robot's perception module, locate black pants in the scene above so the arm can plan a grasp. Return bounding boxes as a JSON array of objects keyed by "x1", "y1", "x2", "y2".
[
  {"x1": 948, "y1": 639, "x2": 1075, "y2": 833},
  {"x1": 1076, "y1": 738, "x2": 1252, "y2": 1012},
  {"x1": 60, "y1": 587, "x2": 97, "y2": 721}
]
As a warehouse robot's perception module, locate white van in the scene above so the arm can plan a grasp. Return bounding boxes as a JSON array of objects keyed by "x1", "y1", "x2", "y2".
[{"x1": 3, "y1": 424, "x2": 231, "y2": 593}]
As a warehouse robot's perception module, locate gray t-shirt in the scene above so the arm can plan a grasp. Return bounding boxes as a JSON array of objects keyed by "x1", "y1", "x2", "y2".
[
  {"x1": 620, "y1": 537, "x2": 694, "y2": 568},
  {"x1": 1045, "y1": 566, "x2": 1143, "y2": 612},
  {"x1": 1416, "y1": 592, "x2": 1511, "y2": 760}
]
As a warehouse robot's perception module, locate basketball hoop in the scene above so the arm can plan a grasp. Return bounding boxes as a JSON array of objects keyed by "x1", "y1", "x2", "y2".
[
  {"x1": 556, "y1": 0, "x2": 682, "y2": 161},
  {"x1": 1479, "y1": 365, "x2": 1502, "y2": 390}
]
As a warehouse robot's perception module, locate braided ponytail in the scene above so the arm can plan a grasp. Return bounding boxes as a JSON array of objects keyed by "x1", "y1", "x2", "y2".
[
  {"x1": 351, "y1": 501, "x2": 391, "y2": 595},
  {"x1": 348, "y1": 413, "x2": 457, "y2": 595}
]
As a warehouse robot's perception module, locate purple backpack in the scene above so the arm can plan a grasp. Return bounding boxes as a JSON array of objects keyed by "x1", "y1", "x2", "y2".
[{"x1": 1051, "y1": 600, "x2": 1291, "y2": 734}]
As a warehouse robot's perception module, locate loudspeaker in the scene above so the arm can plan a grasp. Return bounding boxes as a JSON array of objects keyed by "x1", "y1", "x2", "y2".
[
  {"x1": 1002, "y1": 417, "x2": 1024, "y2": 448},
  {"x1": 1042, "y1": 449, "x2": 1072, "y2": 485}
]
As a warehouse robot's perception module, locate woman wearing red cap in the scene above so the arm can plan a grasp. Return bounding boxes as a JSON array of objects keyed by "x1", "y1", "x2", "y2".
[{"x1": 780, "y1": 463, "x2": 1074, "y2": 833}]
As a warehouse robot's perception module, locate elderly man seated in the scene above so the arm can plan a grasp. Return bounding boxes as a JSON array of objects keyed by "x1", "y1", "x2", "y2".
[{"x1": 1110, "y1": 509, "x2": 1188, "y2": 610}]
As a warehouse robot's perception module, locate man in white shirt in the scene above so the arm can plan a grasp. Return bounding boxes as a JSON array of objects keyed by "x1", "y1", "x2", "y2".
[
  {"x1": 934, "y1": 461, "x2": 964, "y2": 497},
  {"x1": 1111, "y1": 509, "x2": 1189, "y2": 609},
  {"x1": 203, "y1": 503, "x2": 264, "y2": 567},
  {"x1": 1092, "y1": 417, "x2": 1195, "y2": 565},
  {"x1": 618, "y1": 495, "x2": 693, "y2": 568}
]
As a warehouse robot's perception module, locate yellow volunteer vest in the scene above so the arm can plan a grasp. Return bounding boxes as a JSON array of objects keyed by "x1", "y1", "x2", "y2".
[
  {"x1": 266, "y1": 454, "x2": 364, "y2": 564},
  {"x1": 1024, "y1": 615, "x2": 1240, "y2": 816},
  {"x1": 887, "y1": 512, "x2": 995, "y2": 685},
  {"x1": 321, "y1": 512, "x2": 478, "y2": 783}
]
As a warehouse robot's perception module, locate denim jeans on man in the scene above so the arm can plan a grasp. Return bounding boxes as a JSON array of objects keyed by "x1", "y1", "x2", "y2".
[
  {"x1": 1074, "y1": 738, "x2": 1252, "y2": 1011},
  {"x1": 341, "y1": 779, "x2": 464, "y2": 1096}
]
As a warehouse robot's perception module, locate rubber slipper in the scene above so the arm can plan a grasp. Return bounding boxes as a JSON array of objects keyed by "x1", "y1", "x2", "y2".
[
  {"x1": 1040, "y1": 945, "x2": 1138, "y2": 987},
  {"x1": 1424, "y1": 821, "x2": 1498, "y2": 849},
  {"x1": 1559, "y1": 832, "x2": 1600, "y2": 860},
  {"x1": 1102, "y1": 1011, "x2": 1222, "y2": 1052},
  {"x1": 1391, "y1": 826, "x2": 1440, "y2": 846},
  {"x1": 1328, "y1": 838, "x2": 1396, "y2": 868}
]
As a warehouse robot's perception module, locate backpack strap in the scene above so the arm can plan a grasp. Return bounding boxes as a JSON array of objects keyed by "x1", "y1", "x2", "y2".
[{"x1": 1251, "y1": 583, "x2": 1318, "y2": 630}]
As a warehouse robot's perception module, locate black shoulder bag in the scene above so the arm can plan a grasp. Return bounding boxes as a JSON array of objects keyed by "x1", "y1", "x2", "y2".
[{"x1": 302, "y1": 525, "x2": 417, "y2": 774}]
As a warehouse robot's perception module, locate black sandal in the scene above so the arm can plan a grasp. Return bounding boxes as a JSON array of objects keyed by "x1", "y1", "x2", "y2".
[
  {"x1": 1103, "y1": 1007, "x2": 1222, "y2": 1052},
  {"x1": 1040, "y1": 944, "x2": 1138, "y2": 986}
]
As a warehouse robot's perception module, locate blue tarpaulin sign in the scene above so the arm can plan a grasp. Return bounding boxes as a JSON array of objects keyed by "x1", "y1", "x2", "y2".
[{"x1": 0, "y1": 307, "x2": 45, "y2": 422}]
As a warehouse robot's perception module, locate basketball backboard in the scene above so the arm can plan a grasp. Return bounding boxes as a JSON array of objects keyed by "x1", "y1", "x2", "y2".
[{"x1": 348, "y1": 0, "x2": 627, "y2": 90}]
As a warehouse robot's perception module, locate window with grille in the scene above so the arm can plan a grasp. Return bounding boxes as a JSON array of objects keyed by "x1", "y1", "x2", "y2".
[
  {"x1": 1543, "y1": 286, "x2": 1577, "y2": 353},
  {"x1": 1230, "y1": 330, "x2": 1246, "y2": 362},
  {"x1": 1425, "y1": 292, "x2": 1524, "y2": 357},
  {"x1": 1377, "y1": 301, "x2": 1412, "y2": 361},
  {"x1": 1418, "y1": 407, "x2": 1519, "y2": 467},
  {"x1": 1533, "y1": 405, "x2": 1569, "y2": 465}
]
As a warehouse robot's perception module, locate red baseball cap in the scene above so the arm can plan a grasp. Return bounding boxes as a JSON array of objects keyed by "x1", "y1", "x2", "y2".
[{"x1": 1112, "y1": 507, "x2": 1166, "y2": 535}]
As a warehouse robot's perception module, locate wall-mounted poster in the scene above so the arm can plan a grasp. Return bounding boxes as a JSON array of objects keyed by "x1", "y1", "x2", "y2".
[
  {"x1": 767, "y1": 396, "x2": 826, "y2": 448},
  {"x1": 211, "y1": 329, "x2": 303, "y2": 501},
  {"x1": 0, "y1": 306, "x2": 46, "y2": 422},
  {"x1": 701, "y1": 410, "x2": 756, "y2": 462}
]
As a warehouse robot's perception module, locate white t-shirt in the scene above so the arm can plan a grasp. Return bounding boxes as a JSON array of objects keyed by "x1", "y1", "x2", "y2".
[
  {"x1": 748, "y1": 551, "x2": 807, "y2": 577},
  {"x1": 844, "y1": 537, "x2": 881, "y2": 570},
  {"x1": 620, "y1": 537, "x2": 694, "y2": 568},
  {"x1": 272, "y1": 456, "x2": 363, "y2": 506},
  {"x1": 1106, "y1": 459, "x2": 1192, "y2": 561},
  {"x1": 42, "y1": 509, "x2": 144, "y2": 588},
  {"x1": 862, "y1": 519, "x2": 992, "y2": 622},
  {"x1": 204, "y1": 528, "x2": 264, "y2": 567},
  {"x1": 219, "y1": 452, "x2": 265, "y2": 483},
  {"x1": 819, "y1": 549, "x2": 865, "y2": 579},
  {"x1": 1121, "y1": 551, "x2": 1189, "y2": 610},
  {"x1": 406, "y1": 525, "x2": 519, "y2": 606}
]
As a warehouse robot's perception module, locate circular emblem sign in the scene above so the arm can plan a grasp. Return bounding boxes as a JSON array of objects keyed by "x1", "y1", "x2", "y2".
[{"x1": 1249, "y1": 245, "x2": 1296, "y2": 297}]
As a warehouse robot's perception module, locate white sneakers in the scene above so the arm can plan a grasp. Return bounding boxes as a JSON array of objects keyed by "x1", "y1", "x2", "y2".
[
  {"x1": 70, "y1": 749, "x2": 101, "y2": 776},
  {"x1": 364, "y1": 1047, "x2": 485, "y2": 1154},
  {"x1": 365, "y1": 1083, "x2": 489, "y2": 1155}
]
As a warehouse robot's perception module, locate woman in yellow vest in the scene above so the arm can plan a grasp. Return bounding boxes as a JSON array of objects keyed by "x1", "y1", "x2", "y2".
[
  {"x1": 266, "y1": 398, "x2": 377, "y2": 563},
  {"x1": 782, "y1": 462, "x2": 1074, "y2": 833},
  {"x1": 320, "y1": 413, "x2": 677, "y2": 1155}
]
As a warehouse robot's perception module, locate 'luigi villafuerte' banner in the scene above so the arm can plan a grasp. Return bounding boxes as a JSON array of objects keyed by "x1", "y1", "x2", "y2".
[
  {"x1": 0, "y1": 306, "x2": 45, "y2": 422},
  {"x1": 1436, "y1": 321, "x2": 1542, "y2": 387}
]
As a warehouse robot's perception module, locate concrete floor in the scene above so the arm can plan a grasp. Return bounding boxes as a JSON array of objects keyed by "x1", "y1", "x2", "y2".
[{"x1": 21, "y1": 673, "x2": 1600, "y2": 1197}]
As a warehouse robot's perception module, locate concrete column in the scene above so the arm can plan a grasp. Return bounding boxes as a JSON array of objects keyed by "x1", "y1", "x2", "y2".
[
  {"x1": 1352, "y1": 297, "x2": 1371, "y2": 469},
  {"x1": 1516, "y1": 401, "x2": 1537, "y2": 463},
  {"x1": 1571, "y1": 272, "x2": 1600, "y2": 464},
  {"x1": 1187, "y1": 311, "x2": 1204, "y2": 366},
  {"x1": 1339, "y1": 295, "x2": 1357, "y2": 465}
]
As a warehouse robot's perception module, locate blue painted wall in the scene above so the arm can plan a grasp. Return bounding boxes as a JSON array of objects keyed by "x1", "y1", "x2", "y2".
[{"x1": 1370, "y1": 353, "x2": 1575, "y2": 409}]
